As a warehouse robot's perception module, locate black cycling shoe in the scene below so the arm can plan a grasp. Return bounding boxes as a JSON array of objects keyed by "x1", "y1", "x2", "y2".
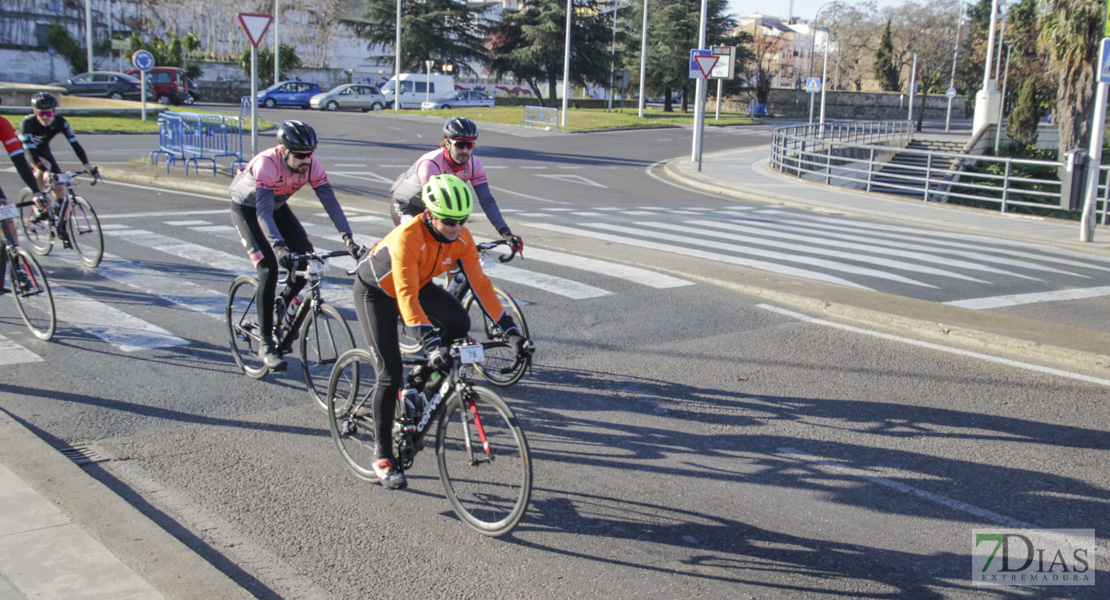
[
  {"x1": 372, "y1": 456, "x2": 407, "y2": 490},
  {"x1": 29, "y1": 208, "x2": 50, "y2": 224},
  {"x1": 14, "y1": 271, "x2": 32, "y2": 293},
  {"x1": 259, "y1": 339, "x2": 287, "y2": 371}
]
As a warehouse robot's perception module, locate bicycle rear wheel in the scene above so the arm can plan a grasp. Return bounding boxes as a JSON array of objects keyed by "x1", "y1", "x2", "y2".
[
  {"x1": 326, "y1": 349, "x2": 375, "y2": 480},
  {"x1": 463, "y1": 287, "x2": 530, "y2": 386},
  {"x1": 16, "y1": 188, "x2": 53, "y2": 256},
  {"x1": 300, "y1": 302, "x2": 356, "y2": 412},
  {"x1": 9, "y1": 246, "x2": 55, "y2": 341},
  {"x1": 436, "y1": 385, "x2": 531, "y2": 537},
  {"x1": 226, "y1": 275, "x2": 269, "y2": 378},
  {"x1": 66, "y1": 196, "x2": 103, "y2": 267}
]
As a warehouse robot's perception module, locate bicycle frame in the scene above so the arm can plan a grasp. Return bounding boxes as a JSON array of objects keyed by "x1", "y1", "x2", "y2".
[{"x1": 275, "y1": 250, "x2": 346, "y2": 351}]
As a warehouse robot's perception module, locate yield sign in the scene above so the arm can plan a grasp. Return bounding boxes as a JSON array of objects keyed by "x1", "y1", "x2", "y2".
[
  {"x1": 693, "y1": 54, "x2": 719, "y2": 79},
  {"x1": 238, "y1": 13, "x2": 273, "y2": 48}
]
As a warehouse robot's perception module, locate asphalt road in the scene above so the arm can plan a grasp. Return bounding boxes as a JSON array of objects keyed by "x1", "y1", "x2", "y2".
[{"x1": 0, "y1": 112, "x2": 1106, "y2": 599}]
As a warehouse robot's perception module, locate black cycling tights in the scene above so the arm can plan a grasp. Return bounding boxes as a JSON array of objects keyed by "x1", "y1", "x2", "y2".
[
  {"x1": 352, "y1": 277, "x2": 469, "y2": 456},
  {"x1": 230, "y1": 202, "x2": 312, "y2": 342}
]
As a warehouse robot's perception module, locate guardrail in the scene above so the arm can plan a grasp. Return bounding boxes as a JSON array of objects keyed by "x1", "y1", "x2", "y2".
[
  {"x1": 151, "y1": 111, "x2": 245, "y2": 176},
  {"x1": 521, "y1": 105, "x2": 560, "y2": 130},
  {"x1": 770, "y1": 121, "x2": 1110, "y2": 224}
]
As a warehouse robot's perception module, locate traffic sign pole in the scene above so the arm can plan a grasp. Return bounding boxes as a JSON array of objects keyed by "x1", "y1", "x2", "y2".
[
  {"x1": 131, "y1": 50, "x2": 155, "y2": 122},
  {"x1": 1080, "y1": 37, "x2": 1110, "y2": 242},
  {"x1": 238, "y1": 13, "x2": 274, "y2": 158}
]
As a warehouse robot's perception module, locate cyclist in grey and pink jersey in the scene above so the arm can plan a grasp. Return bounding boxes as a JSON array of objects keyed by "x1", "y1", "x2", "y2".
[
  {"x1": 229, "y1": 120, "x2": 361, "y2": 371},
  {"x1": 390, "y1": 117, "x2": 522, "y2": 253}
]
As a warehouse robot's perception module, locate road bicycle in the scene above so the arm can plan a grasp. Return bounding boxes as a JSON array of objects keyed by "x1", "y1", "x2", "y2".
[
  {"x1": 0, "y1": 202, "x2": 55, "y2": 340},
  {"x1": 326, "y1": 341, "x2": 532, "y2": 537},
  {"x1": 17, "y1": 169, "x2": 104, "y2": 268},
  {"x1": 226, "y1": 249, "x2": 355, "y2": 411},
  {"x1": 399, "y1": 240, "x2": 532, "y2": 386}
]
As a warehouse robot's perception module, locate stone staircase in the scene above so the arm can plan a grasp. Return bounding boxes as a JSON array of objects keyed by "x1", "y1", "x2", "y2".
[{"x1": 870, "y1": 137, "x2": 967, "y2": 200}]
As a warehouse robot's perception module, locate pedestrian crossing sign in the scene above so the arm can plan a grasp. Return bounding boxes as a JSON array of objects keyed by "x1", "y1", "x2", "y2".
[{"x1": 806, "y1": 77, "x2": 821, "y2": 93}]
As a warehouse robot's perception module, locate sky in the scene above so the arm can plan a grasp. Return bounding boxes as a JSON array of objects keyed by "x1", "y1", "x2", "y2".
[{"x1": 725, "y1": 0, "x2": 905, "y2": 22}]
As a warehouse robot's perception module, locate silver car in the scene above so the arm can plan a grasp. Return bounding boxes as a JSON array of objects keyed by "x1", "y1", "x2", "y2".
[
  {"x1": 421, "y1": 90, "x2": 495, "y2": 110},
  {"x1": 309, "y1": 84, "x2": 387, "y2": 112}
]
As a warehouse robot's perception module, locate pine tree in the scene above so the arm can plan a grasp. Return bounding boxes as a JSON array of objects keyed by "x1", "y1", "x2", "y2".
[
  {"x1": 873, "y1": 20, "x2": 900, "y2": 92},
  {"x1": 1006, "y1": 75, "x2": 1039, "y2": 147}
]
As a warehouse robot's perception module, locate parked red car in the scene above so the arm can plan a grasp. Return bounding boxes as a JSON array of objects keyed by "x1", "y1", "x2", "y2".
[{"x1": 125, "y1": 66, "x2": 198, "y2": 105}]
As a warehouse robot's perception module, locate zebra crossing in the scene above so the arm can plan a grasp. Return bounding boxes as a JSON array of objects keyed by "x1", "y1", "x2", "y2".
[
  {"x1": 508, "y1": 204, "x2": 1110, "y2": 299},
  {"x1": 0, "y1": 211, "x2": 693, "y2": 362},
  {"x1": 6, "y1": 201, "x2": 1110, "y2": 364}
]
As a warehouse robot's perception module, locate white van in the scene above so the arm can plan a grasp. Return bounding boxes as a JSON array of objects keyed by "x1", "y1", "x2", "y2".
[{"x1": 381, "y1": 73, "x2": 456, "y2": 109}]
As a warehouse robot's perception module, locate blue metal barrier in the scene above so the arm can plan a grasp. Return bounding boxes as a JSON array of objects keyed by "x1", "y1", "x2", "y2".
[
  {"x1": 153, "y1": 110, "x2": 246, "y2": 176},
  {"x1": 151, "y1": 111, "x2": 184, "y2": 172},
  {"x1": 521, "y1": 105, "x2": 560, "y2": 130}
]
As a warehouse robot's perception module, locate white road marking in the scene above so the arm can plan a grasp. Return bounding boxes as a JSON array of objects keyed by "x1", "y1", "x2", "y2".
[
  {"x1": 668, "y1": 220, "x2": 988, "y2": 283},
  {"x1": 535, "y1": 174, "x2": 608, "y2": 188},
  {"x1": 472, "y1": 236, "x2": 693, "y2": 289},
  {"x1": 758, "y1": 303, "x2": 1110, "y2": 387},
  {"x1": 602, "y1": 222, "x2": 932, "y2": 287},
  {"x1": 0, "y1": 333, "x2": 42, "y2": 365},
  {"x1": 521, "y1": 221, "x2": 872, "y2": 290},
  {"x1": 944, "y1": 286, "x2": 1110, "y2": 309},
  {"x1": 165, "y1": 220, "x2": 212, "y2": 226},
  {"x1": 698, "y1": 219, "x2": 1017, "y2": 279},
  {"x1": 52, "y1": 286, "x2": 188, "y2": 352}
]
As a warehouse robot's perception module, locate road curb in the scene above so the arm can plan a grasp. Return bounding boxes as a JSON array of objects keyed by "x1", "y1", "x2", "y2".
[{"x1": 0, "y1": 411, "x2": 254, "y2": 600}]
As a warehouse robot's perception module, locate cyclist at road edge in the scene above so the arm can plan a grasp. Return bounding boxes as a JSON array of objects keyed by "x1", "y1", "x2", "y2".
[
  {"x1": 18, "y1": 92, "x2": 97, "y2": 223},
  {"x1": 353, "y1": 174, "x2": 531, "y2": 489},
  {"x1": 0, "y1": 92, "x2": 45, "y2": 294},
  {"x1": 230, "y1": 120, "x2": 361, "y2": 371}
]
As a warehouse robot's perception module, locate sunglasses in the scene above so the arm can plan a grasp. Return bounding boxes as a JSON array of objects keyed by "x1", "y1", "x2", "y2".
[
  {"x1": 290, "y1": 151, "x2": 313, "y2": 160},
  {"x1": 438, "y1": 216, "x2": 467, "y2": 227},
  {"x1": 451, "y1": 140, "x2": 474, "y2": 150},
  {"x1": 37, "y1": 110, "x2": 55, "y2": 118}
]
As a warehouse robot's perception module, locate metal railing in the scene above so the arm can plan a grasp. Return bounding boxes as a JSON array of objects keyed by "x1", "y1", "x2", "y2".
[
  {"x1": 521, "y1": 105, "x2": 560, "y2": 130},
  {"x1": 151, "y1": 111, "x2": 246, "y2": 176},
  {"x1": 770, "y1": 121, "x2": 1110, "y2": 224}
]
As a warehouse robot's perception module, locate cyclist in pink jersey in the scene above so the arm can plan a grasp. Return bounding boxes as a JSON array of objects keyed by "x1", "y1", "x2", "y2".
[
  {"x1": 229, "y1": 120, "x2": 361, "y2": 371},
  {"x1": 390, "y1": 117, "x2": 522, "y2": 254}
]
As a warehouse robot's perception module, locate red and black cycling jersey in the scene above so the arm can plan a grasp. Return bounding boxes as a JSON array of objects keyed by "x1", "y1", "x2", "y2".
[
  {"x1": 19, "y1": 113, "x2": 89, "y2": 169},
  {"x1": 0, "y1": 118, "x2": 38, "y2": 193}
]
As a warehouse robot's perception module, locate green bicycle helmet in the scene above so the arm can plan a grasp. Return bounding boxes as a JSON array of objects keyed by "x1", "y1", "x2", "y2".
[{"x1": 422, "y1": 174, "x2": 473, "y2": 220}]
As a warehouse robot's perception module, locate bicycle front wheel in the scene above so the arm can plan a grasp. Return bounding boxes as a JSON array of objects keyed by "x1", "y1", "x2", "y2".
[
  {"x1": 326, "y1": 349, "x2": 375, "y2": 481},
  {"x1": 67, "y1": 196, "x2": 104, "y2": 267},
  {"x1": 16, "y1": 188, "x2": 53, "y2": 256},
  {"x1": 436, "y1": 385, "x2": 532, "y2": 537},
  {"x1": 226, "y1": 275, "x2": 269, "y2": 378},
  {"x1": 300, "y1": 302, "x2": 356, "y2": 412},
  {"x1": 9, "y1": 246, "x2": 56, "y2": 340},
  {"x1": 463, "y1": 287, "x2": 530, "y2": 386}
]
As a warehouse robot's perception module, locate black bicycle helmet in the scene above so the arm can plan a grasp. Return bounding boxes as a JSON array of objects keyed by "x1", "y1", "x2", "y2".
[
  {"x1": 443, "y1": 117, "x2": 478, "y2": 141},
  {"x1": 276, "y1": 120, "x2": 318, "y2": 153},
  {"x1": 31, "y1": 91, "x2": 58, "y2": 111}
]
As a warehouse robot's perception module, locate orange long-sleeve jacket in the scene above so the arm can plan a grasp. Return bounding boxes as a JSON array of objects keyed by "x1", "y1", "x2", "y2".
[{"x1": 356, "y1": 216, "x2": 504, "y2": 329}]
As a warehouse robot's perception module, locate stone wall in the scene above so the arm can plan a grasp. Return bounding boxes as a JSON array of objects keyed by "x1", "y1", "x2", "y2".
[{"x1": 710, "y1": 89, "x2": 968, "y2": 120}]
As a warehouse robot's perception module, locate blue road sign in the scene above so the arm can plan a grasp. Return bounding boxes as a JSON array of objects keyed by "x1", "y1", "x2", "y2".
[
  {"x1": 132, "y1": 50, "x2": 155, "y2": 72},
  {"x1": 806, "y1": 77, "x2": 821, "y2": 93}
]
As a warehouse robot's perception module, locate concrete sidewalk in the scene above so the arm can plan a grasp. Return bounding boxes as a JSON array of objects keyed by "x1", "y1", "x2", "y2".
[{"x1": 3, "y1": 137, "x2": 1109, "y2": 600}]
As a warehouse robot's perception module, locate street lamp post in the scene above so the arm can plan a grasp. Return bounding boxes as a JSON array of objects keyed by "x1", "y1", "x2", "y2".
[
  {"x1": 85, "y1": 0, "x2": 93, "y2": 72},
  {"x1": 994, "y1": 41, "x2": 1014, "y2": 153},
  {"x1": 394, "y1": 0, "x2": 401, "y2": 112},
  {"x1": 274, "y1": 0, "x2": 280, "y2": 87},
  {"x1": 818, "y1": 28, "x2": 831, "y2": 133},
  {"x1": 637, "y1": 0, "x2": 649, "y2": 118},
  {"x1": 946, "y1": 3, "x2": 963, "y2": 132},
  {"x1": 907, "y1": 49, "x2": 917, "y2": 124},
  {"x1": 561, "y1": 0, "x2": 572, "y2": 127},
  {"x1": 425, "y1": 60, "x2": 434, "y2": 104}
]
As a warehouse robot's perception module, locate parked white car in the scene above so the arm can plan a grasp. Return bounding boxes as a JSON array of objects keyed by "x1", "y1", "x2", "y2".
[
  {"x1": 421, "y1": 90, "x2": 496, "y2": 111},
  {"x1": 309, "y1": 84, "x2": 387, "y2": 112}
]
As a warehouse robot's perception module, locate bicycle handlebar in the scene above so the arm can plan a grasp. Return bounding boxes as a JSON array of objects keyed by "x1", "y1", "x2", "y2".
[
  {"x1": 48, "y1": 168, "x2": 100, "y2": 187},
  {"x1": 279, "y1": 249, "x2": 350, "y2": 285},
  {"x1": 476, "y1": 239, "x2": 519, "y2": 264}
]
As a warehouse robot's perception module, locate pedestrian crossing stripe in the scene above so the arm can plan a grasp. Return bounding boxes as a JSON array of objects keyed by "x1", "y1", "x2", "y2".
[{"x1": 0, "y1": 333, "x2": 42, "y2": 365}]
